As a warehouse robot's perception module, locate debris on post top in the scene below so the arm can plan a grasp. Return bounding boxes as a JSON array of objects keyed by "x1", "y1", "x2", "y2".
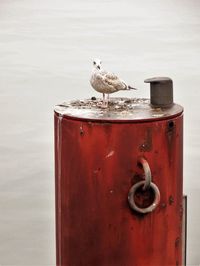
[
  {"x1": 55, "y1": 77, "x2": 182, "y2": 122},
  {"x1": 54, "y1": 97, "x2": 183, "y2": 123}
]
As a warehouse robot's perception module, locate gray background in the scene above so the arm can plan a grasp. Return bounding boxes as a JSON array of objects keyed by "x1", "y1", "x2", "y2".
[{"x1": 0, "y1": 0, "x2": 199, "y2": 265}]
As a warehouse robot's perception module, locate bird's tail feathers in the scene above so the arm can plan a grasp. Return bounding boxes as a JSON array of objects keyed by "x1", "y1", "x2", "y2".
[{"x1": 128, "y1": 85, "x2": 137, "y2": 90}]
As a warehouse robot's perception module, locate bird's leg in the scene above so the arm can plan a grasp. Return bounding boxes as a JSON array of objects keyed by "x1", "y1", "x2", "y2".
[
  {"x1": 107, "y1": 94, "x2": 110, "y2": 105},
  {"x1": 101, "y1": 93, "x2": 107, "y2": 108}
]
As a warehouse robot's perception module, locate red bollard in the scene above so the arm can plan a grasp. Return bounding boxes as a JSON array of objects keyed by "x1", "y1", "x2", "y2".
[{"x1": 54, "y1": 78, "x2": 185, "y2": 266}]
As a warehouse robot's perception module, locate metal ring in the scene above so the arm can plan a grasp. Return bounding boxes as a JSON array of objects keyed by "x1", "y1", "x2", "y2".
[
  {"x1": 128, "y1": 180, "x2": 160, "y2": 214},
  {"x1": 138, "y1": 157, "x2": 151, "y2": 190}
]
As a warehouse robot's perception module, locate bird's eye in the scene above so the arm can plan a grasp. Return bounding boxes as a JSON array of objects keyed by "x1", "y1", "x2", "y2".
[{"x1": 93, "y1": 61, "x2": 96, "y2": 65}]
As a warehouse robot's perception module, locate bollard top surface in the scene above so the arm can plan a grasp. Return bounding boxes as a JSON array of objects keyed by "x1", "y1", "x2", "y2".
[{"x1": 54, "y1": 98, "x2": 183, "y2": 123}]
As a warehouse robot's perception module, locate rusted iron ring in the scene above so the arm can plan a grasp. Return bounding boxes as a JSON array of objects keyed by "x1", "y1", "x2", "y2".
[{"x1": 128, "y1": 181, "x2": 160, "y2": 214}]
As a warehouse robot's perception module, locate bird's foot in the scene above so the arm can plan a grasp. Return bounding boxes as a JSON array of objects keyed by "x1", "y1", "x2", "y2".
[
  {"x1": 97, "y1": 100, "x2": 108, "y2": 108},
  {"x1": 101, "y1": 104, "x2": 108, "y2": 109}
]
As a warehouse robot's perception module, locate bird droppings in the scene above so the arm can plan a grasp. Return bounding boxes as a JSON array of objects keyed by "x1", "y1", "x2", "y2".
[
  {"x1": 71, "y1": 98, "x2": 147, "y2": 111},
  {"x1": 55, "y1": 97, "x2": 183, "y2": 122},
  {"x1": 59, "y1": 98, "x2": 148, "y2": 111}
]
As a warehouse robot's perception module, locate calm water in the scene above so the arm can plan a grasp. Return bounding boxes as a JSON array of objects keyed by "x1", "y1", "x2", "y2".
[{"x1": 0, "y1": 0, "x2": 200, "y2": 265}]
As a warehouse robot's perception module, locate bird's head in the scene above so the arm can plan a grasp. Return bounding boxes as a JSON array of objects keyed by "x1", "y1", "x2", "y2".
[{"x1": 93, "y1": 58, "x2": 102, "y2": 70}]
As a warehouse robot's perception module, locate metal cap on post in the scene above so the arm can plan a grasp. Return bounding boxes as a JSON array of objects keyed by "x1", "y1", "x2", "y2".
[{"x1": 144, "y1": 77, "x2": 173, "y2": 108}]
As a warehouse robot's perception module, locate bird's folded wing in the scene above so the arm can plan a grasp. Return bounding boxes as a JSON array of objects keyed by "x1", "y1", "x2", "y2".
[
  {"x1": 95, "y1": 71, "x2": 126, "y2": 91},
  {"x1": 103, "y1": 72, "x2": 118, "y2": 80},
  {"x1": 103, "y1": 73, "x2": 126, "y2": 90},
  {"x1": 96, "y1": 71, "x2": 118, "y2": 84}
]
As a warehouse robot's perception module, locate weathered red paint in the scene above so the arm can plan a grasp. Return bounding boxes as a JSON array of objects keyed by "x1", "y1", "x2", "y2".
[{"x1": 54, "y1": 107, "x2": 183, "y2": 266}]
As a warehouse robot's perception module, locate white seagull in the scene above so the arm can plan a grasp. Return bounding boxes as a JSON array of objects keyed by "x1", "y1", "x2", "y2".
[{"x1": 90, "y1": 59, "x2": 137, "y2": 107}]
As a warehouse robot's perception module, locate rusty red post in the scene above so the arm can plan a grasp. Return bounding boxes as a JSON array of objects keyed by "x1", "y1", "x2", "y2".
[{"x1": 54, "y1": 81, "x2": 184, "y2": 266}]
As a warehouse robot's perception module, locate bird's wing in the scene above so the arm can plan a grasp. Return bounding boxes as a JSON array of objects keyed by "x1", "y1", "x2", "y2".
[
  {"x1": 101, "y1": 71, "x2": 118, "y2": 80},
  {"x1": 101, "y1": 71, "x2": 127, "y2": 91}
]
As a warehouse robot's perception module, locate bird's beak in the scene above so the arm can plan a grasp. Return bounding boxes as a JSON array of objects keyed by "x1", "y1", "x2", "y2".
[{"x1": 97, "y1": 65, "x2": 100, "y2": 70}]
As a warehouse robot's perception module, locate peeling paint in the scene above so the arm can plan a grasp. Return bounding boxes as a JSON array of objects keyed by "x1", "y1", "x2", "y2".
[{"x1": 106, "y1": 150, "x2": 115, "y2": 158}]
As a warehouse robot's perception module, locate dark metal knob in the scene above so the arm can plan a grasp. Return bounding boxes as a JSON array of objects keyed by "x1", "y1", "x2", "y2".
[{"x1": 144, "y1": 77, "x2": 173, "y2": 107}]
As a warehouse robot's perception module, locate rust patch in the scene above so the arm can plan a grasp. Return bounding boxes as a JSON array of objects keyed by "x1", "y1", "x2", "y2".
[
  {"x1": 161, "y1": 202, "x2": 167, "y2": 209},
  {"x1": 169, "y1": 195, "x2": 174, "y2": 205},
  {"x1": 140, "y1": 128, "x2": 152, "y2": 152},
  {"x1": 166, "y1": 120, "x2": 176, "y2": 164},
  {"x1": 131, "y1": 173, "x2": 141, "y2": 185},
  {"x1": 80, "y1": 125, "x2": 84, "y2": 136},
  {"x1": 175, "y1": 237, "x2": 180, "y2": 248}
]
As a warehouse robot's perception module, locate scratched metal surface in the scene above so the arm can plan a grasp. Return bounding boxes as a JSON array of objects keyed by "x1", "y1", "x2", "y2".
[{"x1": 0, "y1": 0, "x2": 200, "y2": 265}]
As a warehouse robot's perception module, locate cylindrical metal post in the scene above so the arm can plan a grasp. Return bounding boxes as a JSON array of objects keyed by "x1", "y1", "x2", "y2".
[{"x1": 54, "y1": 97, "x2": 184, "y2": 266}]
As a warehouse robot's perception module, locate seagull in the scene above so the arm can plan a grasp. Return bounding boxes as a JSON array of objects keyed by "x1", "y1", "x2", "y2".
[{"x1": 90, "y1": 59, "x2": 137, "y2": 107}]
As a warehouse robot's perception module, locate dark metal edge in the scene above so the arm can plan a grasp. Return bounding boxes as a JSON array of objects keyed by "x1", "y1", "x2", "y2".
[{"x1": 182, "y1": 195, "x2": 187, "y2": 266}]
